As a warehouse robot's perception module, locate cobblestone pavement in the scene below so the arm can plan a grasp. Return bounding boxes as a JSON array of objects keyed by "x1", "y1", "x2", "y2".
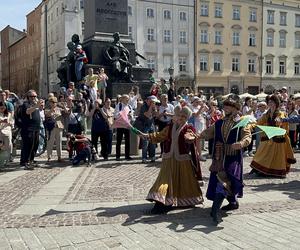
[{"x1": 0, "y1": 148, "x2": 300, "y2": 249}]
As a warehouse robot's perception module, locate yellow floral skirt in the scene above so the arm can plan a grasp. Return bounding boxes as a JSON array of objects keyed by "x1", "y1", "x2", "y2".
[
  {"x1": 251, "y1": 136, "x2": 296, "y2": 177},
  {"x1": 146, "y1": 157, "x2": 203, "y2": 206}
]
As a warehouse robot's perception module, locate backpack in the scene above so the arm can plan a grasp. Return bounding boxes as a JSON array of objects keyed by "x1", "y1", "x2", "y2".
[{"x1": 14, "y1": 104, "x2": 24, "y2": 128}]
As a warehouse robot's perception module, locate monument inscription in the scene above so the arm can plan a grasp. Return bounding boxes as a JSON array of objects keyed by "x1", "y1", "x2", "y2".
[{"x1": 95, "y1": 0, "x2": 128, "y2": 35}]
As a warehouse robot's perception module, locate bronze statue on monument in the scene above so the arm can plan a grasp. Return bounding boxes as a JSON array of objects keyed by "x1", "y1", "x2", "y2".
[{"x1": 103, "y1": 32, "x2": 134, "y2": 82}]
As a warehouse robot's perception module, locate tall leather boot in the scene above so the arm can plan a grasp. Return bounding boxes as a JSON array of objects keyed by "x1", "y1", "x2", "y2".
[{"x1": 211, "y1": 193, "x2": 225, "y2": 225}]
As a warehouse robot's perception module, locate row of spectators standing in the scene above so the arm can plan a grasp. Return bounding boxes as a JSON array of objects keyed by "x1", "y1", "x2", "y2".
[{"x1": 241, "y1": 89, "x2": 300, "y2": 154}]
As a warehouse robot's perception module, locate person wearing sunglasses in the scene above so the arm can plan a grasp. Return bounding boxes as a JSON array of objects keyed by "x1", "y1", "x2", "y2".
[{"x1": 19, "y1": 90, "x2": 41, "y2": 170}]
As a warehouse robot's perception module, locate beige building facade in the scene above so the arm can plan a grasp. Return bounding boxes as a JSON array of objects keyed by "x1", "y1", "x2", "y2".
[
  {"x1": 262, "y1": 0, "x2": 300, "y2": 94},
  {"x1": 195, "y1": 0, "x2": 263, "y2": 95}
]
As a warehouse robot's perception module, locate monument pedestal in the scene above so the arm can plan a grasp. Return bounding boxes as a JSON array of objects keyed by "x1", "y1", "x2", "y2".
[
  {"x1": 108, "y1": 81, "x2": 152, "y2": 99},
  {"x1": 82, "y1": 0, "x2": 153, "y2": 99}
]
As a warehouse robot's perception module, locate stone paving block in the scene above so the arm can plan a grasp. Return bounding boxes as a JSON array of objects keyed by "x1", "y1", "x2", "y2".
[
  {"x1": 61, "y1": 227, "x2": 86, "y2": 245},
  {"x1": 74, "y1": 227, "x2": 104, "y2": 242},
  {"x1": 23, "y1": 195, "x2": 65, "y2": 205},
  {"x1": 3, "y1": 228, "x2": 28, "y2": 250},
  {"x1": 45, "y1": 227, "x2": 73, "y2": 248},
  {"x1": 60, "y1": 246, "x2": 77, "y2": 250},
  {"x1": 0, "y1": 229, "x2": 12, "y2": 250},
  {"x1": 74, "y1": 244, "x2": 93, "y2": 250},
  {"x1": 0, "y1": 171, "x2": 26, "y2": 184},
  {"x1": 101, "y1": 237, "x2": 123, "y2": 249},
  {"x1": 31, "y1": 227, "x2": 59, "y2": 250},
  {"x1": 125, "y1": 231, "x2": 156, "y2": 249},
  {"x1": 185, "y1": 232, "x2": 225, "y2": 250},
  {"x1": 18, "y1": 228, "x2": 45, "y2": 250},
  {"x1": 12, "y1": 205, "x2": 57, "y2": 215},
  {"x1": 110, "y1": 235, "x2": 139, "y2": 249}
]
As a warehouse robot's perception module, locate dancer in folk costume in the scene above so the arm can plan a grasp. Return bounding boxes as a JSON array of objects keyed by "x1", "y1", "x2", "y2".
[
  {"x1": 250, "y1": 95, "x2": 296, "y2": 177},
  {"x1": 140, "y1": 106, "x2": 203, "y2": 214},
  {"x1": 197, "y1": 98, "x2": 251, "y2": 225}
]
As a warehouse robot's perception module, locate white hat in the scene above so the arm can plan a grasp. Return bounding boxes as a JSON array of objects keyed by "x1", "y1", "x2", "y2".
[
  {"x1": 147, "y1": 95, "x2": 160, "y2": 103},
  {"x1": 76, "y1": 45, "x2": 82, "y2": 49},
  {"x1": 282, "y1": 86, "x2": 287, "y2": 90},
  {"x1": 192, "y1": 96, "x2": 200, "y2": 103}
]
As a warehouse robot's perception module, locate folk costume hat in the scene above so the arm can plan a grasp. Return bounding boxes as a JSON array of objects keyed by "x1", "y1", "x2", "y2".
[
  {"x1": 223, "y1": 98, "x2": 241, "y2": 110},
  {"x1": 268, "y1": 94, "x2": 280, "y2": 108}
]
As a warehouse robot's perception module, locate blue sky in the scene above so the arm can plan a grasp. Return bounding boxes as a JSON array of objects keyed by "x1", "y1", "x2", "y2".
[{"x1": 0, "y1": 0, "x2": 42, "y2": 31}]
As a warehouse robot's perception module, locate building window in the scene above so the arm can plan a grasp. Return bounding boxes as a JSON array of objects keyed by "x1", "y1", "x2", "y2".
[
  {"x1": 279, "y1": 32, "x2": 286, "y2": 48},
  {"x1": 128, "y1": 6, "x2": 132, "y2": 16},
  {"x1": 213, "y1": 56, "x2": 222, "y2": 71},
  {"x1": 280, "y1": 12, "x2": 287, "y2": 26},
  {"x1": 266, "y1": 60, "x2": 273, "y2": 74},
  {"x1": 296, "y1": 33, "x2": 300, "y2": 48},
  {"x1": 147, "y1": 57, "x2": 156, "y2": 70},
  {"x1": 215, "y1": 31, "x2": 222, "y2": 44},
  {"x1": 128, "y1": 26, "x2": 133, "y2": 39},
  {"x1": 146, "y1": 8, "x2": 154, "y2": 18},
  {"x1": 232, "y1": 6, "x2": 240, "y2": 20},
  {"x1": 179, "y1": 11, "x2": 187, "y2": 21},
  {"x1": 232, "y1": 57, "x2": 240, "y2": 72},
  {"x1": 179, "y1": 57, "x2": 187, "y2": 72},
  {"x1": 80, "y1": 0, "x2": 84, "y2": 9},
  {"x1": 295, "y1": 62, "x2": 300, "y2": 75},
  {"x1": 163, "y1": 10, "x2": 171, "y2": 19},
  {"x1": 279, "y1": 61, "x2": 286, "y2": 74},
  {"x1": 248, "y1": 58, "x2": 256, "y2": 73},
  {"x1": 267, "y1": 10, "x2": 275, "y2": 24},
  {"x1": 200, "y1": 55, "x2": 208, "y2": 71},
  {"x1": 215, "y1": 5, "x2": 222, "y2": 18},
  {"x1": 249, "y1": 9, "x2": 257, "y2": 22},
  {"x1": 147, "y1": 28, "x2": 155, "y2": 41},
  {"x1": 267, "y1": 31, "x2": 274, "y2": 46},
  {"x1": 179, "y1": 31, "x2": 187, "y2": 44},
  {"x1": 296, "y1": 14, "x2": 300, "y2": 27},
  {"x1": 201, "y1": 4, "x2": 209, "y2": 16},
  {"x1": 249, "y1": 33, "x2": 256, "y2": 46},
  {"x1": 232, "y1": 32, "x2": 240, "y2": 46},
  {"x1": 163, "y1": 30, "x2": 171, "y2": 43},
  {"x1": 200, "y1": 30, "x2": 209, "y2": 43}
]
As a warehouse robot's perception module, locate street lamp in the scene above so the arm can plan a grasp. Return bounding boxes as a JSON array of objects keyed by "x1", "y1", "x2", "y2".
[{"x1": 168, "y1": 66, "x2": 174, "y2": 84}]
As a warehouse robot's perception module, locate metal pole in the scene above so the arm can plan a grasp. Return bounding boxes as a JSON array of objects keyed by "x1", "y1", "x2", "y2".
[
  {"x1": 45, "y1": 3, "x2": 50, "y2": 93},
  {"x1": 193, "y1": 0, "x2": 197, "y2": 93},
  {"x1": 260, "y1": 0, "x2": 264, "y2": 92}
]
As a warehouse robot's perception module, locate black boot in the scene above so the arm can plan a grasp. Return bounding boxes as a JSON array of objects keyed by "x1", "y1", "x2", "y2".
[
  {"x1": 211, "y1": 193, "x2": 224, "y2": 225},
  {"x1": 221, "y1": 202, "x2": 239, "y2": 211},
  {"x1": 151, "y1": 202, "x2": 172, "y2": 214}
]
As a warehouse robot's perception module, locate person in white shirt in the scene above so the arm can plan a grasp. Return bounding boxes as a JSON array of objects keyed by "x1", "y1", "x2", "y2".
[
  {"x1": 156, "y1": 94, "x2": 174, "y2": 155},
  {"x1": 242, "y1": 97, "x2": 254, "y2": 157},
  {"x1": 254, "y1": 101, "x2": 267, "y2": 150},
  {"x1": 128, "y1": 86, "x2": 140, "y2": 111},
  {"x1": 190, "y1": 96, "x2": 208, "y2": 160}
]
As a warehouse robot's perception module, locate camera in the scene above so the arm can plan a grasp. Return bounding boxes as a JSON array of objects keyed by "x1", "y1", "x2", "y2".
[{"x1": 70, "y1": 136, "x2": 76, "y2": 142}]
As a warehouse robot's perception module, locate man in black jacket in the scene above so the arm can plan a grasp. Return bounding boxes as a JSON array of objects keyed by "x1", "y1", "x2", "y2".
[{"x1": 20, "y1": 90, "x2": 41, "y2": 170}]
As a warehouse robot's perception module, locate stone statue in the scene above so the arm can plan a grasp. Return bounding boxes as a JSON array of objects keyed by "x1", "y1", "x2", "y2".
[
  {"x1": 57, "y1": 34, "x2": 82, "y2": 86},
  {"x1": 104, "y1": 32, "x2": 133, "y2": 82}
]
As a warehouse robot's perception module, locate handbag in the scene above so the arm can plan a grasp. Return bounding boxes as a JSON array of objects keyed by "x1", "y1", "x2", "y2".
[
  {"x1": 74, "y1": 113, "x2": 84, "y2": 134},
  {"x1": 44, "y1": 116, "x2": 56, "y2": 132}
]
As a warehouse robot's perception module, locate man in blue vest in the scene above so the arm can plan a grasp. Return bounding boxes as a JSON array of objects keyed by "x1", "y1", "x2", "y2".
[{"x1": 199, "y1": 98, "x2": 251, "y2": 225}]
